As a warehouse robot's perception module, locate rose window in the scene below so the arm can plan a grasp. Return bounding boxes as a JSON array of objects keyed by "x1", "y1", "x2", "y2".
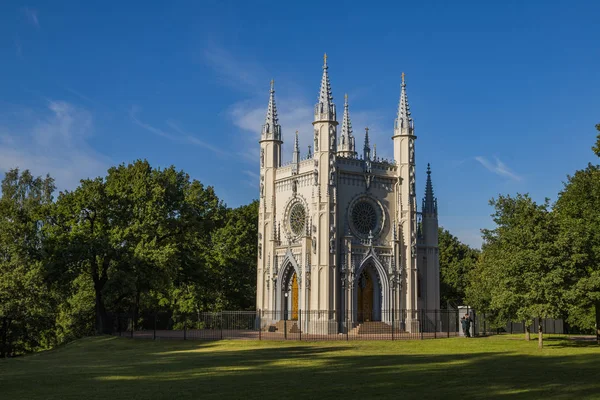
[
  {"x1": 289, "y1": 203, "x2": 306, "y2": 235},
  {"x1": 352, "y1": 201, "x2": 377, "y2": 235}
]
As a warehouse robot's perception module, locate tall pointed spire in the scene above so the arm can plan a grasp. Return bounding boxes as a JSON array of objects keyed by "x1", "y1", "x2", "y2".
[
  {"x1": 337, "y1": 94, "x2": 357, "y2": 158},
  {"x1": 394, "y1": 72, "x2": 414, "y2": 136},
  {"x1": 363, "y1": 127, "x2": 371, "y2": 161},
  {"x1": 422, "y1": 163, "x2": 437, "y2": 215},
  {"x1": 262, "y1": 79, "x2": 281, "y2": 141},
  {"x1": 314, "y1": 53, "x2": 336, "y2": 122},
  {"x1": 291, "y1": 130, "x2": 300, "y2": 174},
  {"x1": 293, "y1": 130, "x2": 300, "y2": 161}
]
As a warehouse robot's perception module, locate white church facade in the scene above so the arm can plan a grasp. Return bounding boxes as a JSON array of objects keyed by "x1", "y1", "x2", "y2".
[{"x1": 256, "y1": 55, "x2": 440, "y2": 333}]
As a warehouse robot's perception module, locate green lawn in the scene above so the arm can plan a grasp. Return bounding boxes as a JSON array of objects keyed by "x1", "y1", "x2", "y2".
[{"x1": 2, "y1": 335, "x2": 600, "y2": 399}]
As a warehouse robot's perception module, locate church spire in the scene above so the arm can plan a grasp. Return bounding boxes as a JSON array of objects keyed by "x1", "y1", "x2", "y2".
[
  {"x1": 292, "y1": 130, "x2": 300, "y2": 174},
  {"x1": 262, "y1": 79, "x2": 281, "y2": 141},
  {"x1": 422, "y1": 163, "x2": 437, "y2": 215},
  {"x1": 394, "y1": 72, "x2": 414, "y2": 136},
  {"x1": 314, "y1": 53, "x2": 336, "y2": 122},
  {"x1": 337, "y1": 94, "x2": 357, "y2": 158},
  {"x1": 363, "y1": 127, "x2": 371, "y2": 161}
]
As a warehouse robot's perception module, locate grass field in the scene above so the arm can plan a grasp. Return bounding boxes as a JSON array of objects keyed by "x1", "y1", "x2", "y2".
[{"x1": 2, "y1": 335, "x2": 600, "y2": 400}]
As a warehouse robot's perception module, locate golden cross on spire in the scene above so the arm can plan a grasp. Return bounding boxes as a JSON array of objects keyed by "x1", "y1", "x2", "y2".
[
  {"x1": 401, "y1": 72, "x2": 405, "y2": 84},
  {"x1": 323, "y1": 53, "x2": 328, "y2": 65},
  {"x1": 270, "y1": 79, "x2": 274, "y2": 89},
  {"x1": 365, "y1": 127, "x2": 369, "y2": 134},
  {"x1": 344, "y1": 93, "x2": 348, "y2": 103}
]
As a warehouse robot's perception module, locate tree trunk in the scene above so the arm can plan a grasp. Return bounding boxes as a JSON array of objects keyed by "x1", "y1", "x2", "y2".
[
  {"x1": 596, "y1": 301, "x2": 600, "y2": 345},
  {"x1": 0, "y1": 317, "x2": 7, "y2": 358},
  {"x1": 538, "y1": 322, "x2": 543, "y2": 349},
  {"x1": 525, "y1": 324, "x2": 530, "y2": 341},
  {"x1": 94, "y1": 284, "x2": 109, "y2": 334}
]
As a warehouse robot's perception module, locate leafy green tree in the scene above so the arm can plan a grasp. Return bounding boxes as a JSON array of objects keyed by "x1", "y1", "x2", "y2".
[
  {"x1": 466, "y1": 194, "x2": 564, "y2": 347},
  {"x1": 554, "y1": 128, "x2": 600, "y2": 342},
  {"x1": 210, "y1": 200, "x2": 258, "y2": 310},
  {"x1": 438, "y1": 227, "x2": 479, "y2": 307},
  {"x1": 592, "y1": 123, "x2": 600, "y2": 158},
  {"x1": 0, "y1": 169, "x2": 56, "y2": 357}
]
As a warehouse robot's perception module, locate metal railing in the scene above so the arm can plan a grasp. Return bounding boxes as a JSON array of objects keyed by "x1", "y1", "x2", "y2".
[{"x1": 108, "y1": 309, "x2": 481, "y2": 341}]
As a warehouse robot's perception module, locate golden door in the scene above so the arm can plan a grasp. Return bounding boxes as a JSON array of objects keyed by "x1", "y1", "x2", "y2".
[
  {"x1": 357, "y1": 271, "x2": 373, "y2": 322},
  {"x1": 291, "y1": 273, "x2": 299, "y2": 320}
]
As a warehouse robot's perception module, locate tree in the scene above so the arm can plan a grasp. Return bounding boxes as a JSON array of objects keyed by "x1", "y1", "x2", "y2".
[
  {"x1": 0, "y1": 169, "x2": 56, "y2": 357},
  {"x1": 554, "y1": 129, "x2": 600, "y2": 342},
  {"x1": 438, "y1": 227, "x2": 479, "y2": 307},
  {"x1": 49, "y1": 160, "x2": 215, "y2": 334},
  {"x1": 209, "y1": 201, "x2": 258, "y2": 310},
  {"x1": 466, "y1": 194, "x2": 564, "y2": 347},
  {"x1": 592, "y1": 123, "x2": 600, "y2": 158}
]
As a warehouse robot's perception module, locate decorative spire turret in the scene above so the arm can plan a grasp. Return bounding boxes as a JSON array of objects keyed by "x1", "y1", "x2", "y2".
[
  {"x1": 394, "y1": 72, "x2": 414, "y2": 136},
  {"x1": 337, "y1": 94, "x2": 357, "y2": 158},
  {"x1": 262, "y1": 79, "x2": 281, "y2": 141},
  {"x1": 422, "y1": 163, "x2": 437, "y2": 215},
  {"x1": 363, "y1": 127, "x2": 371, "y2": 161},
  {"x1": 314, "y1": 53, "x2": 336, "y2": 122},
  {"x1": 373, "y1": 144, "x2": 377, "y2": 161},
  {"x1": 292, "y1": 130, "x2": 300, "y2": 174}
]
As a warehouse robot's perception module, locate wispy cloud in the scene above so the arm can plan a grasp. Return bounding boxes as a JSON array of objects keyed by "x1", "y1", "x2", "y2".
[
  {"x1": 202, "y1": 44, "x2": 265, "y2": 92},
  {"x1": 475, "y1": 156, "x2": 522, "y2": 181},
  {"x1": 129, "y1": 107, "x2": 228, "y2": 157},
  {"x1": 23, "y1": 8, "x2": 39, "y2": 28},
  {"x1": 204, "y1": 43, "x2": 392, "y2": 165},
  {"x1": 0, "y1": 101, "x2": 111, "y2": 190}
]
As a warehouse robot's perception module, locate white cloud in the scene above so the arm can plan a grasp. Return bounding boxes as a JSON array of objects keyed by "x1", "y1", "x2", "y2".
[
  {"x1": 129, "y1": 107, "x2": 229, "y2": 157},
  {"x1": 23, "y1": 8, "x2": 39, "y2": 28},
  {"x1": 202, "y1": 44, "x2": 265, "y2": 92},
  {"x1": 0, "y1": 101, "x2": 110, "y2": 191},
  {"x1": 203, "y1": 43, "x2": 393, "y2": 166},
  {"x1": 475, "y1": 156, "x2": 522, "y2": 182}
]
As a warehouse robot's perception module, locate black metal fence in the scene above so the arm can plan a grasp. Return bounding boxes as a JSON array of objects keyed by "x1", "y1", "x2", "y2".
[{"x1": 108, "y1": 309, "x2": 490, "y2": 341}]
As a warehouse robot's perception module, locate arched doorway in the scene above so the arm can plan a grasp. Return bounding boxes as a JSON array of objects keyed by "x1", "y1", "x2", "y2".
[
  {"x1": 355, "y1": 264, "x2": 382, "y2": 322},
  {"x1": 357, "y1": 269, "x2": 373, "y2": 322},
  {"x1": 291, "y1": 273, "x2": 298, "y2": 320},
  {"x1": 282, "y1": 267, "x2": 299, "y2": 321}
]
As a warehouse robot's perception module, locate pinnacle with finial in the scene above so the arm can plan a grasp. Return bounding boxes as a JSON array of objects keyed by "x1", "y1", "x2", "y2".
[
  {"x1": 395, "y1": 71, "x2": 413, "y2": 133},
  {"x1": 423, "y1": 163, "x2": 436, "y2": 215},
  {"x1": 262, "y1": 78, "x2": 281, "y2": 139}
]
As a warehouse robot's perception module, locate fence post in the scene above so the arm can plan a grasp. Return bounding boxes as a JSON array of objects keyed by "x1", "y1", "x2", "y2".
[
  {"x1": 392, "y1": 308, "x2": 395, "y2": 341},
  {"x1": 130, "y1": 310, "x2": 134, "y2": 339},
  {"x1": 220, "y1": 312, "x2": 224, "y2": 340},
  {"x1": 258, "y1": 310, "x2": 262, "y2": 341},
  {"x1": 434, "y1": 310, "x2": 437, "y2": 339},
  {"x1": 346, "y1": 310, "x2": 349, "y2": 341},
  {"x1": 184, "y1": 317, "x2": 187, "y2": 340},
  {"x1": 153, "y1": 312, "x2": 157, "y2": 340},
  {"x1": 420, "y1": 310, "x2": 424, "y2": 340},
  {"x1": 299, "y1": 311, "x2": 302, "y2": 341},
  {"x1": 284, "y1": 317, "x2": 287, "y2": 340}
]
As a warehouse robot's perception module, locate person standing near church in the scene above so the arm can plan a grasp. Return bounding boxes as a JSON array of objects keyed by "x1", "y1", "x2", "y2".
[{"x1": 464, "y1": 313, "x2": 472, "y2": 337}]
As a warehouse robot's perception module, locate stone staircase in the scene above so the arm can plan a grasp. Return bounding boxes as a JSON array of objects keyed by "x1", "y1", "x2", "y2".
[
  {"x1": 350, "y1": 321, "x2": 403, "y2": 335},
  {"x1": 267, "y1": 320, "x2": 301, "y2": 333}
]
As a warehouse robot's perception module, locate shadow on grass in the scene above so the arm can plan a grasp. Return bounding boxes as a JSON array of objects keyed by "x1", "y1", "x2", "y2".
[
  {"x1": 544, "y1": 336, "x2": 599, "y2": 349},
  {"x1": 2, "y1": 336, "x2": 600, "y2": 400}
]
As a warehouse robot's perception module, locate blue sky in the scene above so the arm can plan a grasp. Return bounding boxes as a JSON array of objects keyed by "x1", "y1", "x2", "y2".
[{"x1": 1, "y1": 1, "x2": 599, "y2": 248}]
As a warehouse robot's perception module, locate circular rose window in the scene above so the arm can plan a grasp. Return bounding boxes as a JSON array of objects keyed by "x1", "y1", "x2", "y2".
[
  {"x1": 352, "y1": 200, "x2": 378, "y2": 235},
  {"x1": 289, "y1": 203, "x2": 306, "y2": 235}
]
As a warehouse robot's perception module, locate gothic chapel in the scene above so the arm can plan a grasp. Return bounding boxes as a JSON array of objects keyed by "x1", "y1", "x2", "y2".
[{"x1": 256, "y1": 55, "x2": 440, "y2": 333}]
